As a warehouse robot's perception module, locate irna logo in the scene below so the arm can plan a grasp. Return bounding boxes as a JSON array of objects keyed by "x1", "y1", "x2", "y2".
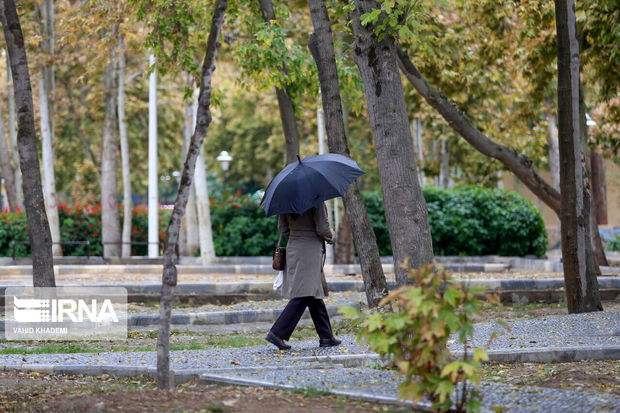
[{"x1": 13, "y1": 296, "x2": 119, "y2": 323}]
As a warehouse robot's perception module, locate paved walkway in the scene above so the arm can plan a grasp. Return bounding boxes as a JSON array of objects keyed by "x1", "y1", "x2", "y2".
[{"x1": 1, "y1": 311, "x2": 619, "y2": 412}]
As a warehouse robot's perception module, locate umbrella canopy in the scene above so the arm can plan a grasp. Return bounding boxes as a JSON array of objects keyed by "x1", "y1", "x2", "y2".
[{"x1": 260, "y1": 154, "x2": 365, "y2": 217}]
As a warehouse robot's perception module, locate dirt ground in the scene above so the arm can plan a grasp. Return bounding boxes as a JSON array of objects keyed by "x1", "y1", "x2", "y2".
[
  {"x1": 483, "y1": 360, "x2": 620, "y2": 396},
  {"x1": 0, "y1": 371, "x2": 412, "y2": 413}
]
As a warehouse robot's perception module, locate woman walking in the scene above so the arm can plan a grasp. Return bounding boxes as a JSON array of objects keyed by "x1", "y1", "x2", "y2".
[{"x1": 265, "y1": 202, "x2": 342, "y2": 350}]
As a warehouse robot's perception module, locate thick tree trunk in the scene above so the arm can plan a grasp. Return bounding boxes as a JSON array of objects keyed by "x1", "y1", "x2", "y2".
[
  {"x1": 182, "y1": 83, "x2": 199, "y2": 257},
  {"x1": 6, "y1": 54, "x2": 23, "y2": 210},
  {"x1": 351, "y1": 0, "x2": 434, "y2": 287},
  {"x1": 157, "y1": 0, "x2": 227, "y2": 389},
  {"x1": 555, "y1": 0, "x2": 601, "y2": 313},
  {"x1": 1, "y1": 0, "x2": 55, "y2": 286},
  {"x1": 334, "y1": 210, "x2": 355, "y2": 264},
  {"x1": 258, "y1": 0, "x2": 300, "y2": 165},
  {"x1": 118, "y1": 34, "x2": 132, "y2": 257},
  {"x1": 307, "y1": 0, "x2": 388, "y2": 306},
  {"x1": 0, "y1": 102, "x2": 18, "y2": 211},
  {"x1": 396, "y1": 48, "x2": 562, "y2": 215},
  {"x1": 100, "y1": 42, "x2": 121, "y2": 258}
]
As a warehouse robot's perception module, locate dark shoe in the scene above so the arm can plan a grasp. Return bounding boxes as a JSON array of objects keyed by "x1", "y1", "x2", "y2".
[
  {"x1": 319, "y1": 337, "x2": 342, "y2": 347},
  {"x1": 266, "y1": 331, "x2": 291, "y2": 350}
]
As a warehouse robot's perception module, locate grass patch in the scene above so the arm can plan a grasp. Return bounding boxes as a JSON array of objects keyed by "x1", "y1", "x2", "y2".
[
  {"x1": 291, "y1": 386, "x2": 332, "y2": 398},
  {"x1": 0, "y1": 345, "x2": 93, "y2": 355}
]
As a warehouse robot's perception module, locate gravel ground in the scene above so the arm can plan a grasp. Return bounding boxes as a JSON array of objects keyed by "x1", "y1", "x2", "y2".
[
  {"x1": 206, "y1": 367, "x2": 620, "y2": 413},
  {"x1": 454, "y1": 310, "x2": 620, "y2": 350}
]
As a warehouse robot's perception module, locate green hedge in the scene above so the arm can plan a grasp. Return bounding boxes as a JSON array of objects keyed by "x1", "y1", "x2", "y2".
[
  {"x1": 0, "y1": 186, "x2": 547, "y2": 257},
  {"x1": 0, "y1": 204, "x2": 170, "y2": 257},
  {"x1": 362, "y1": 186, "x2": 548, "y2": 257}
]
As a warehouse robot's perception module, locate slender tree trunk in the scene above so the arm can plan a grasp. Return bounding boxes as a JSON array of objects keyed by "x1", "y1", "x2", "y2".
[
  {"x1": 439, "y1": 137, "x2": 450, "y2": 189},
  {"x1": 590, "y1": 151, "x2": 606, "y2": 224},
  {"x1": 65, "y1": 82, "x2": 99, "y2": 169},
  {"x1": 258, "y1": 0, "x2": 300, "y2": 165},
  {"x1": 0, "y1": 103, "x2": 18, "y2": 211},
  {"x1": 118, "y1": 34, "x2": 132, "y2": 257},
  {"x1": 37, "y1": 0, "x2": 61, "y2": 256},
  {"x1": 396, "y1": 48, "x2": 562, "y2": 215},
  {"x1": 157, "y1": 0, "x2": 227, "y2": 389},
  {"x1": 100, "y1": 39, "x2": 121, "y2": 258},
  {"x1": 412, "y1": 118, "x2": 425, "y2": 187},
  {"x1": 182, "y1": 81, "x2": 199, "y2": 256},
  {"x1": 192, "y1": 89, "x2": 216, "y2": 264},
  {"x1": 1, "y1": 0, "x2": 55, "y2": 286},
  {"x1": 546, "y1": 113, "x2": 561, "y2": 191},
  {"x1": 351, "y1": 0, "x2": 434, "y2": 287},
  {"x1": 307, "y1": 0, "x2": 388, "y2": 306},
  {"x1": 555, "y1": 0, "x2": 602, "y2": 313},
  {"x1": 5, "y1": 54, "x2": 22, "y2": 210},
  {"x1": 335, "y1": 210, "x2": 354, "y2": 264}
]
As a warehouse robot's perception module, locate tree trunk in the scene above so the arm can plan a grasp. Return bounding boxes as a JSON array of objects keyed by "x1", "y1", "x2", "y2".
[
  {"x1": 350, "y1": 0, "x2": 434, "y2": 287},
  {"x1": 590, "y1": 151, "x2": 607, "y2": 225},
  {"x1": 411, "y1": 118, "x2": 425, "y2": 187},
  {"x1": 118, "y1": 34, "x2": 132, "y2": 257},
  {"x1": 5, "y1": 55, "x2": 22, "y2": 210},
  {"x1": 1, "y1": 0, "x2": 55, "y2": 286},
  {"x1": 100, "y1": 40, "x2": 121, "y2": 258},
  {"x1": 157, "y1": 0, "x2": 227, "y2": 389},
  {"x1": 64, "y1": 80, "x2": 99, "y2": 169},
  {"x1": 37, "y1": 0, "x2": 61, "y2": 256},
  {"x1": 148, "y1": 52, "x2": 159, "y2": 258},
  {"x1": 192, "y1": 89, "x2": 216, "y2": 264},
  {"x1": 439, "y1": 137, "x2": 450, "y2": 189},
  {"x1": 555, "y1": 0, "x2": 602, "y2": 313},
  {"x1": 0, "y1": 102, "x2": 18, "y2": 211},
  {"x1": 182, "y1": 81, "x2": 199, "y2": 257},
  {"x1": 546, "y1": 113, "x2": 561, "y2": 191},
  {"x1": 396, "y1": 47, "x2": 562, "y2": 215},
  {"x1": 258, "y1": 0, "x2": 300, "y2": 165},
  {"x1": 335, "y1": 210, "x2": 355, "y2": 264},
  {"x1": 307, "y1": 0, "x2": 388, "y2": 306}
]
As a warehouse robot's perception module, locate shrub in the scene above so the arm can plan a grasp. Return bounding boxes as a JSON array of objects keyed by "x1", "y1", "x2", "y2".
[
  {"x1": 363, "y1": 186, "x2": 548, "y2": 257},
  {"x1": 341, "y1": 265, "x2": 486, "y2": 412},
  {"x1": 607, "y1": 235, "x2": 620, "y2": 252}
]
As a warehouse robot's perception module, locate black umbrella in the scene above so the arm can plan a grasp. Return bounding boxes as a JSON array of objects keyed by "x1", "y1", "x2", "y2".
[{"x1": 260, "y1": 154, "x2": 365, "y2": 217}]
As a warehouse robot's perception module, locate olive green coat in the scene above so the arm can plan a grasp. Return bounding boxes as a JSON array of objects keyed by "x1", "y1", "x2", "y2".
[{"x1": 278, "y1": 202, "x2": 334, "y2": 299}]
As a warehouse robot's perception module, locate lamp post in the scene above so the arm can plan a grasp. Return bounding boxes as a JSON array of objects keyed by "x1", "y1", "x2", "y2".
[{"x1": 216, "y1": 150, "x2": 233, "y2": 186}]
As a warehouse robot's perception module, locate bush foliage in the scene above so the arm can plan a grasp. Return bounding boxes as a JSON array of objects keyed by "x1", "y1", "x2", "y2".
[
  {"x1": 340, "y1": 265, "x2": 487, "y2": 412},
  {"x1": 0, "y1": 186, "x2": 546, "y2": 257},
  {"x1": 363, "y1": 186, "x2": 548, "y2": 257}
]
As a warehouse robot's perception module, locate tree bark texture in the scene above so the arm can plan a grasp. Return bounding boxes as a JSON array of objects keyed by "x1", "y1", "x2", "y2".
[
  {"x1": 118, "y1": 34, "x2": 132, "y2": 258},
  {"x1": 6, "y1": 54, "x2": 23, "y2": 210},
  {"x1": 351, "y1": 0, "x2": 434, "y2": 287},
  {"x1": 411, "y1": 118, "x2": 425, "y2": 187},
  {"x1": 439, "y1": 137, "x2": 450, "y2": 189},
  {"x1": 546, "y1": 113, "x2": 561, "y2": 191},
  {"x1": 307, "y1": 0, "x2": 388, "y2": 306},
  {"x1": 258, "y1": 0, "x2": 300, "y2": 165},
  {"x1": 157, "y1": 0, "x2": 227, "y2": 389},
  {"x1": 334, "y1": 210, "x2": 355, "y2": 264},
  {"x1": 590, "y1": 151, "x2": 606, "y2": 225},
  {"x1": 396, "y1": 47, "x2": 562, "y2": 215},
  {"x1": 0, "y1": 102, "x2": 18, "y2": 211},
  {"x1": 100, "y1": 41, "x2": 121, "y2": 258},
  {"x1": 1, "y1": 0, "x2": 55, "y2": 287},
  {"x1": 555, "y1": 0, "x2": 601, "y2": 313}
]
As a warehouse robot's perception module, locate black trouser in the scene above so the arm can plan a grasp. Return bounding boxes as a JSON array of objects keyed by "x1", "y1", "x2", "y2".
[{"x1": 270, "y1": 297, "x2": 333, "y2": 341}]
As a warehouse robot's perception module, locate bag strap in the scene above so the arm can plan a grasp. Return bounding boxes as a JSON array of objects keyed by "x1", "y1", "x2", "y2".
[{"x1": 277, "y1": 232, "x2": 283, "y2": 248}]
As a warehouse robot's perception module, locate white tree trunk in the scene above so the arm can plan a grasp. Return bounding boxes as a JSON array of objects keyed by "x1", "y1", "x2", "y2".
[
  {"x1": 439, "y1": 137, "x2": 450, "y2": 189},
  {"x1": 101, "y1": 46, "x2": 121, "y2": 258},
  {"x1": 148, "y1": 53, "x2": 159, "y2": 258},
  {"x1": 412, "y1": 118, "x2": 425, "y2": 187},
  {"x1": 182, "y1": 81, "x2": 199, "y2": 256},
  {"x1": 0, "y1": 101, "x2": 18, "y2": 211},
  {"x1": 546, "y1": 112, "x2": 560, "y2": 191},
  {"x1": 38, "y1": 74, "x2": 61, "y2": 256},
  {"x1": 192, "y1": 93, "x2": 215, "y2": 264},
  {"x1": 6, "y1": 55, "x2": 23, "y2": 210},
  {"x1": 118, "y1": 34, "x2": 132, "y2": 257}
]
